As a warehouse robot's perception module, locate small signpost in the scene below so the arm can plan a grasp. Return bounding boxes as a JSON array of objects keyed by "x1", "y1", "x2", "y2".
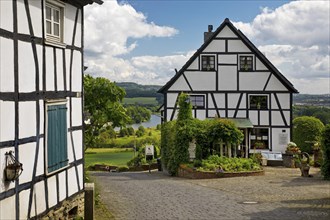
[{"x1": 145, "y1": 145, "x2": 154, "y2": 173}]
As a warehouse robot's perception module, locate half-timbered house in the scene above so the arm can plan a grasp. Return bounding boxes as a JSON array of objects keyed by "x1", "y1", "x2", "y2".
[
  {"x1": 159, "y1": 18, "x2": 298, "y2": 156},
  {"x1": 0, "y1": 0, "x2": 102, "y2": 219}
]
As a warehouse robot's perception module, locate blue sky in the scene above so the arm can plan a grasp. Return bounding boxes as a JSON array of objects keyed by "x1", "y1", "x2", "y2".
[
  {"x1": 124, "y1": 0, "x2": 290, "y2": 56},
  {"x1": 84, "y1": 0, "x2": 330, "y2": 94}
]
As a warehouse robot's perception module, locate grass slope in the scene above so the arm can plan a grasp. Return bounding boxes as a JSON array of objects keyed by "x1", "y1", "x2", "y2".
[
  {"x1": 123, "y1": 97, "x2": 158, "y2": 105},
  {"x1": 85, "y1": 148, "x2": 134, "y2": 168}
]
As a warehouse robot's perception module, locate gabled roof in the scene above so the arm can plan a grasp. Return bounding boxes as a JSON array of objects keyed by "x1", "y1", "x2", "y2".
[
  {"x1": 158, "y1": 18, "x2": 298, "y2": 93},
  {"x1": 70, "y1": 0, "x2": 103, "y2": 7}
]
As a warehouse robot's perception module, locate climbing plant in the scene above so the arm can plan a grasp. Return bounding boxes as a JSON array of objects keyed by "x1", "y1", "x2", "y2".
[{"x1": 321, "y1": 124, "x2": 330, "y2": 180}]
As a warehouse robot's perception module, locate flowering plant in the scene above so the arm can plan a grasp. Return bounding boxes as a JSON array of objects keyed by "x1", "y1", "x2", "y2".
[{"x1": 286, "y1": 142, "x2": 301, "y2": 153}]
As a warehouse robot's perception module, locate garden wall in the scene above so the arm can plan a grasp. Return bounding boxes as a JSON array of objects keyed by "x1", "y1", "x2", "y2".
[{"x1": 178, "y1": 166, "x2": 264, "y2": 179}]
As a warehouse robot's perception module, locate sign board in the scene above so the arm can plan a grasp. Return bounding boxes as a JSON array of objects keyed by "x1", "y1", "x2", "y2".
[
  {"x1": 188, "y1": 140, "x2": 196, "y2": 160},
  {"x1": 145, "y1": 145, "x2": 154, "y2": 156},
  {"x1": 279, "y1": 134, "x2": 288, "y2": 145}
]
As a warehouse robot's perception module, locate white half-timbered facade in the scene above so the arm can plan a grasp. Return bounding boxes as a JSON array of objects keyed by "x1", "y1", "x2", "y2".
[
  {"x1": 159, "y1": 18, "x2": 298, "y2": 155},
  {"x1": 0, "y1": 0, "x2": 102, "y2": 219}
]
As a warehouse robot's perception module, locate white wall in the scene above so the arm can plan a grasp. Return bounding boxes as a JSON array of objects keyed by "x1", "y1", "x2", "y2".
[
  {"x1": 239, "y1": 72, "x2": 270, "y2": 91},
  {"x1": 168, "y1": 75, "x2": 190, "y2": 91},
  {"x1": 265, "y1": 75, "x2": 288, "y2": 91},
  {"x1": 185, "y1": 71, "x2": 216, "y2": 91},
  {"x1": 218, "y1": 54, "x2": 237, "y2": 64},
  {"x1": 203, "y1": 40, "x2": 225, "y2": 53},
  {"x1": 216, "y1": 26, "x2": 237, "y2": 38},
  {"x1": 272, "y1": 128, "x2": 290, "y2": 152},
  {"x1": 228, "y1": 40, "x2": 250, "y2": 52},
  {"x1": 227, "y1": 93, "x2": 240, "y2": 108},
  {"x1": 0, "y1": 101, "x2": 15, "y2": 141},
  {"x1": 188, "y1": 57, "x2": 199, "y2": 70},
  {"x1": 0, "y1": 38, "x2": 14, "y2": 92},
  {"x1": 219, "y1": 66, "x2": 237, "y2": 90}
]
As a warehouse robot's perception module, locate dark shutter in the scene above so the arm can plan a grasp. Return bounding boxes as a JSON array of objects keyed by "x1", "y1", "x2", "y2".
[{"x1": 47, "y1": 104, "x2": 68, "y2": 173}]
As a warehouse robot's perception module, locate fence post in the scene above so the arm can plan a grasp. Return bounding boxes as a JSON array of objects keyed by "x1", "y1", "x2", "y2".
[{"x1": 85, "y1": 183, "x2": 95, "y2": 220}]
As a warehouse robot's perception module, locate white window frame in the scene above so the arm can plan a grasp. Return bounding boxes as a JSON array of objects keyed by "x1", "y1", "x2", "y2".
[
  {"x1": 239, "y1": 55, "x2": 254, "y2": 71},
  {"x1": 249, "y1": 94, "x2": 268, "y2": 110},
  {"x1": 45, "y1": 0, "x2": 66, "y2": 47},
  {"x1": 250, "y1": 128, "x2": 269, "y2": 150}
]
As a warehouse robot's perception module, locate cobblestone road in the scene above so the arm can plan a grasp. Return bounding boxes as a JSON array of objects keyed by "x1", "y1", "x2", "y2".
[{"x1": 92, "y1": 167, "x2": 330, "y2": 220}]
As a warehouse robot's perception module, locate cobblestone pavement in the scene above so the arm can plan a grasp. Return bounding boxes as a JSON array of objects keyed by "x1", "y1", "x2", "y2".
[{"x1": 91, "y1": 167, "x2": 330, "y2": 220}]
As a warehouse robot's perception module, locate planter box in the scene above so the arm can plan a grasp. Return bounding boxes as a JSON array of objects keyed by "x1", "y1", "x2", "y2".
[{"x1": 282, "y1": 153, "x2": 296, "y2": 168}]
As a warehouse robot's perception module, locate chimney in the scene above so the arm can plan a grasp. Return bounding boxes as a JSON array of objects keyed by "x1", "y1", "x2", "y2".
[{"x1": 204, "y1": 25, "x2": 213, "y2": 42}]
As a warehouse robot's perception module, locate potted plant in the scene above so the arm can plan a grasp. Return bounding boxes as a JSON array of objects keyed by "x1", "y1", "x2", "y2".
[
  {"x1": 283, "y1": 142, "x2": 300, "y2": 168},
  {"x1": 285, "y1": 142, "x2": 301, "y2": 155},
  {"x1": 312, "y1": 142, "x2": 322, "y2": 167},
  {"x1": 254, "y1": 141, "x2": 264, "y2": 149},
  {"x1": 294, "y1": 152, "x2": 311, "y2": 177}
]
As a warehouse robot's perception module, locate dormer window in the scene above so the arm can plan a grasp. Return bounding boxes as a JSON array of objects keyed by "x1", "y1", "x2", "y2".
[
  {"x1": 201, "y1": 55, "x2": 215, "y2": 71},
  {"x1": 240, "y1": 56, "x2": 253, "y2": 71}
]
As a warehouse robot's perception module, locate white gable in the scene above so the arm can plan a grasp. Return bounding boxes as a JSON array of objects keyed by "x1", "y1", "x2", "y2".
[
  {"x1": 168, "y1": 75, "x2": 191, "y2": 91},
  {"x1": 216, "y1": 25, "x2": 238, "y2": 38},
  {"x1": 203, "y1": 40, "x2": 225, "y2": 53},
  {"x1": 265, "y1": 75, "x2": 288, "y2": 91},
  {"x1": 239, "y1": 72, "x2": 270, "y2": 90},
  {"x1": 228, "y1": 40, "x2": 250, "y2": 52},
  {"x1": 187, "y1": 57, "x2": 199, "y2": 70},
  {"x1": 185, "y1": 71, "x2": 216, "y2": 91},
  {"x1": 256, "y1": 57, "x2": 267, "y2": 70}
]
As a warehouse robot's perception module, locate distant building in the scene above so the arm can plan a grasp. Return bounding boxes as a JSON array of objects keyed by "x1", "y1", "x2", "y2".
[
  {"x1": 158, "y1": 18, "x2": 298, "y2": 155},
  {"x1": 0, "y1": 0, "x2": 102, "y2": 219}
]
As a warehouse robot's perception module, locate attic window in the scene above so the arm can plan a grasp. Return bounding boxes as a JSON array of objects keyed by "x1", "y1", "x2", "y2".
[
  {"x1": 201, "y1": 56, "x2": 215, "y2": 71},
  {"x1": 240, "y1": 56, "x2": 253, "y2": 71}
]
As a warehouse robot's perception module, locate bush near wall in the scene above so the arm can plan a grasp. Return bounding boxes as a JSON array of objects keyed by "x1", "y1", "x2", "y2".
[
  {"x1": 321, "y1": 124, "x2": 330, "y2": 180},
  {"x1": 161, "y1": 93, "x2": 243, "y2": 176},
  {"x1": 293, "y1": 116, "x2": 324, "y2": 153}
]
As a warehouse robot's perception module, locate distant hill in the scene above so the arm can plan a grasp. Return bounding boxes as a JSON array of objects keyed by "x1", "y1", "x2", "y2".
[
  {"x1": 116, "y1": 82, "x2": 163, "y2": 104},
  {"x1": 293, "y1": 94, "x2": 330, "y2": 107}
]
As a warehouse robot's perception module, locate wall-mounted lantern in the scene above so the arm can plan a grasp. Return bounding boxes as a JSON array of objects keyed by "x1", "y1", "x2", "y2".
[{"x1": 4, "y1": 151, "x2": 23, "y2": 181}]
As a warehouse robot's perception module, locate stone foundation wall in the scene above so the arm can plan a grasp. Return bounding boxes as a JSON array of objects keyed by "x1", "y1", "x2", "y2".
[
  {"x1": 178, "y1": 166, "x2": 264, "y2": 179},
  {"x1": 41, "y1": 192, "x2": 85, "y2": 220}
]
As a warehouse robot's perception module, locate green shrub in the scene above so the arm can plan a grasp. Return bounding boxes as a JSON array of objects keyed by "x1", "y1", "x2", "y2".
[
  {"x1": 197, "y1": 155, "x2": 261, "y2": 172},
  {"x1": 321, "y1": 124, "x2": 330, "y2": 180},
  {"x1": 293, "y1": 116, "x2": 324, "y2": 153},
  {"x1": 117, "y1": 166, "x2": 129, "y2": 172},
  {"x1": 193, "y1": 159, "x2": 202, "y2": 168}
]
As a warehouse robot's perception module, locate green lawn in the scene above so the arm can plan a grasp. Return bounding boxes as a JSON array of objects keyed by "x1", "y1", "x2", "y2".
[
  {"x1": 85, "y1": 148, "x2": 134, "y2": 168},
  {"x1": 123, "y1": 97, "x2": 158, "y2": 105}
]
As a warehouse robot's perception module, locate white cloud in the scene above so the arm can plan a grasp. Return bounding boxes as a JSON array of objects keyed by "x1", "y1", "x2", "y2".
[
  {"x1": 233, "y1": 0, "x2": 330, "y2": 94},
  {"x1": 84, "y1": 0, "x2": 178, "y2": 57},
  {"x1": 84, "y1": 0, "x2": 183, "y2": 85},
  {"x1": 85, "y1": 51, "x2": 194, "y2": 85}
]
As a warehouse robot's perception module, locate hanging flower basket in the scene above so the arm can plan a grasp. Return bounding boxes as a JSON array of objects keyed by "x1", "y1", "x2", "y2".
[{"x1": 4, "y1": 151, "x2": 23, "y2": 181}]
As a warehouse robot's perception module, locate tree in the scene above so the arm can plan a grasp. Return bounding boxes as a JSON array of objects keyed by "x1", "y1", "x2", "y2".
[
  {"x1": 321, "y1": 124, "x2": 330, "y2": 180},
  {"x1": 84, "y1": 75, "x2": 129, "y2": 150},
  {"x1": 293, "y1": 116, "x2": 325, "y2": 153}
]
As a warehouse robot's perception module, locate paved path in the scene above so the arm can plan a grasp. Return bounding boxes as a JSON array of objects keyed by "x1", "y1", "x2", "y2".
[{"x1": 91, "y1": 167, "x2": 330, "y2": 220}]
